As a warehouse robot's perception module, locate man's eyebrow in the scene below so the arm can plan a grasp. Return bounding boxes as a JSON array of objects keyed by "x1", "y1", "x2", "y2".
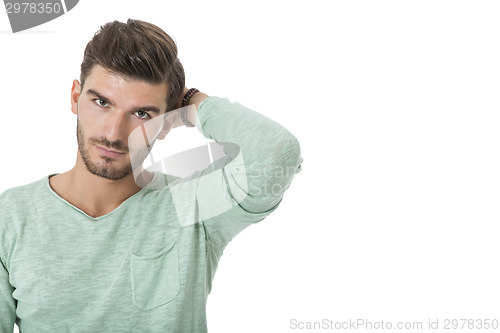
[
  {"x1": 86, "y1": 89, "x2": 161, "y2": 114},
  {"x1": 87, "y1": 89, "x2": 113, "y2": 105},
  {"x1": 130, "y1": 105, "x2": 161, "y2": 114}
]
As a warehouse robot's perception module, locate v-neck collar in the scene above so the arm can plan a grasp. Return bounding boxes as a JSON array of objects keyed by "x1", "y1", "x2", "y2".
[{"x1": 45, "y1": 172, "x2": 160, "y2": 221}]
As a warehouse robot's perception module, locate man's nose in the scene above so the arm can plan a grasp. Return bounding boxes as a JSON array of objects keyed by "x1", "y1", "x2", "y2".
[{"x1": 104, "y1": 112, "x2": 129, "y2": 143}]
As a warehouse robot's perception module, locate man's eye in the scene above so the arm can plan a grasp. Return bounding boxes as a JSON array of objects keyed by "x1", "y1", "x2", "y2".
[
  {"x1": 94, "y1": 99, "x2": 109, "y2": 107},
  {"x1": 134, "y1": 111, "x2": 150, "y2": 120}
]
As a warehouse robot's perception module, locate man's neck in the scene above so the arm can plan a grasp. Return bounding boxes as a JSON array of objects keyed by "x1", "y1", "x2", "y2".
[{"x1": 49, "y1": 162, "x2": 153, "y2": 218}]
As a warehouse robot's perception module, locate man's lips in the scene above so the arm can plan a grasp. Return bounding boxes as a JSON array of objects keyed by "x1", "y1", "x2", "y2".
[{"x1": 95, "y1": 145, "x2": 126, "y2": 159}]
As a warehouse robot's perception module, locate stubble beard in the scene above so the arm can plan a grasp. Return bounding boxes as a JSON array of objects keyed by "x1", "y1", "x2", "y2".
[{"x1": 76, "y1": 119, "x2": 133, "y2": 181}]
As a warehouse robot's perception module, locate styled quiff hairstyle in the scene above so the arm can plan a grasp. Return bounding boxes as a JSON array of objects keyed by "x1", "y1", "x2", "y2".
[{"x1": 80, "y1": 19, "x2": 185, "y2": 112}]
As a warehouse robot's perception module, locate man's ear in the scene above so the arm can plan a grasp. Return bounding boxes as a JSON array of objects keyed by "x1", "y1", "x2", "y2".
[
  {"x1": 71, "y1": 80, "x2": 82, "y2": 115},
  {"x1": 157, "y1": 111, "x2": 178, "y2": 140}
]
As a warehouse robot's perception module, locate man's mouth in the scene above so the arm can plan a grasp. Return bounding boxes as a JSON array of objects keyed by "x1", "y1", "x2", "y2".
[{"x1": 95, "y1": 145, "x2": 126, "y2": 159}]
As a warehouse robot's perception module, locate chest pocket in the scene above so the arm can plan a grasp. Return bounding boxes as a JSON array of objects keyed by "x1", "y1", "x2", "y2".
[{"x1": 130, "y1": 240, "x2": 181, "y2": 310}]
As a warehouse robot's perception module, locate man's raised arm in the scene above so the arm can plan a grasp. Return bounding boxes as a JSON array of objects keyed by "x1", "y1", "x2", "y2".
[{"x1": 174, "y1": 89, "x2": 303, "y2": 248}]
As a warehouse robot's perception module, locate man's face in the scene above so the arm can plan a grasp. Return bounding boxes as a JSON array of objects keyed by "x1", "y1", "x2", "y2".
[{"x1": 71, "y1": 65, "x2": 170, "y2": 180}]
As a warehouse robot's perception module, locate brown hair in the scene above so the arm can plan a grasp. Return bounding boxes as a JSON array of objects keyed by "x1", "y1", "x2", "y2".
[{"x1": 80, "y1": 19, "x2": 185, "y2": 112}]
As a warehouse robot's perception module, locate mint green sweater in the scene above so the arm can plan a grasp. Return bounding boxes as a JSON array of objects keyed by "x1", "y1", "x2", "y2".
[{"x1": 0, "y1": 97, "x2": 303, "y2": 332}]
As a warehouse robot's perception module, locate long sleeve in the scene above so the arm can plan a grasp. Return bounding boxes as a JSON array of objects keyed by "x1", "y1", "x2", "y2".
[
  {"x1": 0, "y1": 255, "x2": 16, "y2": 332},
  {"x1": 0, "y1": 190, "x2": 16, "y2": 332},
  {"x1": 192, "y1": 96, "x2": 303, "y2": 248}
]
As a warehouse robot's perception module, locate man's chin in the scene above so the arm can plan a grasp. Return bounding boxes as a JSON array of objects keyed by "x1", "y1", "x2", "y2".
[{"x1": 85, "y1": 162, "x2": 133, "y2": 181}]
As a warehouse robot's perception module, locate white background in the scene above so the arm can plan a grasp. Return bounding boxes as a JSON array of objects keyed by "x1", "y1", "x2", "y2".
[{"x1": 1, "y1": 1, "x2": 500, "y2": 332}]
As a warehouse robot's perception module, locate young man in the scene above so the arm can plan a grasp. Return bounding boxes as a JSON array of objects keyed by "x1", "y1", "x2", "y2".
[{"x1": 0, "y1": 19, "x2": 302, "y2": 332}]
